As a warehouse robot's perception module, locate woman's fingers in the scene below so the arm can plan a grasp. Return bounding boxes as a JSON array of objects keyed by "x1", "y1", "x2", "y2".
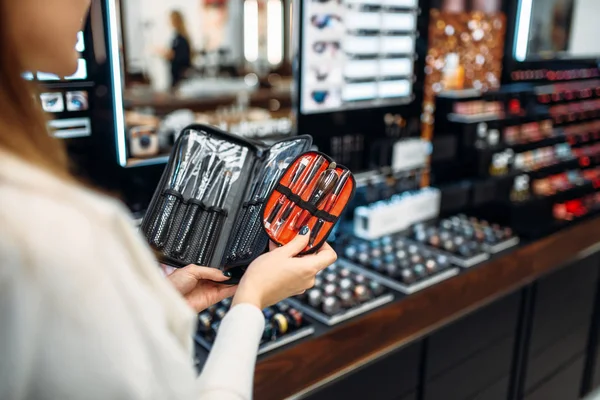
[
  {"x1": 217, "y1": 284, "x2": 238, "y2": 299},
  {"x1": 181, "y1": 264, "x2": 230, "y2": 282},
  {"x1": 295, "y1": 243, "x2": 337, "y2": 272},
  {"x1": 277, "y1": 228, "x2": 311, "y2": 257}
]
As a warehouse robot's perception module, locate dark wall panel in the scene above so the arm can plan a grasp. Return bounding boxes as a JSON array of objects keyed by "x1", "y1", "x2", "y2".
[
  {"x1": 303, "y1": 342, "x2": 421, "y2": 400},
  {"x1": 525, "y1": 357, "x2": 585, "y2": 400},
  {"x1": 424, "y1": 336, "x2": 515, "y2": 400},
  {"x1": 426, "y1": 292, "x2": 520, "y2": 380}
]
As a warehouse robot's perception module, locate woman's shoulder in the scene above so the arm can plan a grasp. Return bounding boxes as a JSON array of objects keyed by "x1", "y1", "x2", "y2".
[
  {"x1": 0, "y1": 170, "x2": 134, "y2": 282},
  {"x1": 0, "y1": 173, "x2": 129, "y2": 234},
  {"x1": 0, "y1": 183, "x2": 118, "y2": 269}
]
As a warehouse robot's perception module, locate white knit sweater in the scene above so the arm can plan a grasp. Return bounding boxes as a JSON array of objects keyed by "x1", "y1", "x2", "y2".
[{"x1": 0, "y1": 151, "x2": 264, "y2": 400}]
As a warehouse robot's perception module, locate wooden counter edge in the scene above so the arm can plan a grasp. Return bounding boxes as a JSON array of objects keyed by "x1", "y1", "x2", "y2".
[{"x1": 254, "y1": 216, "x2": 600, "y2": 400}]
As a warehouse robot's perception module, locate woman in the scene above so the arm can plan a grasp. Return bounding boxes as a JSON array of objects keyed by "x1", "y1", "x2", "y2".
[
  {"x1": 163, "y1": 10, "x2": 192, "y2": 88},
  {"x1": 0, "y1": 1, "x2": 336, "y2": 399}
]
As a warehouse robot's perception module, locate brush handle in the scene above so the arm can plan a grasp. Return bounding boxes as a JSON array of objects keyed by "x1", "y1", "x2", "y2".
[
  {"x1": 183, "y1": 209, "x2": 211, "y2": 262},
  {"x1": 241, "y1": 215, "x2": 267, "y2": 258},
  {"x1": 266, "y1": 198, "x2": 285, "y2": 224},
  {"x1": 272, "y1": 200, "x2": 297, "y2": 235},
  {"x1": 226, "y1": 206, "x2": 251, "y2": 262},
  {"x1": 197, "y1": 211, "x2": 225, "y2": 265},
  {"x1": 307, "y1": 186, "x2": 343, "y2": 244},
  {"x1": 149, "y1": 194, "x2": 180, "y2": 249},
  {"x1": 238, "y1": 205, "x2": 263, "y2": 257},
  {"x1": 172, "y1": 203, "x2": 201, "y2": 258},
  {"x1": 294, "y1": 210, "x2": 313, "y2": 231},
  {"x1": 204, "y1": 214, "x2": 226, "y2": 265},
  {"x1": 309, "y1": 219, "x2": 326, "y2": 246}
]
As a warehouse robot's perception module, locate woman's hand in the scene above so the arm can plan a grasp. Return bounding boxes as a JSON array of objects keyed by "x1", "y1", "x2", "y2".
[
  {"x1": 232, "y1": 227, "x2": 337, "y2": 310},
  {"x1": 168, "y1": 265, "x2": 237, "y2": 313}
]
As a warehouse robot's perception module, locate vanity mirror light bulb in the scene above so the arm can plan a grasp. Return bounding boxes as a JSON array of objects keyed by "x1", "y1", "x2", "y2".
[
  {"x1": 244, "y1": 0, "x2": 259, "y2": 63},
  {"x1": 266, "y1": 0, "x2": 283, "y2": 66}
]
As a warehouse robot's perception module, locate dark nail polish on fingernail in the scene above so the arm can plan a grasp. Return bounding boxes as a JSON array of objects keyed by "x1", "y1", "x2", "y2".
[
  {"x1": 223, "y1": 271, "x2": 231, "y2": 277},
  {"x1": 300, "y1": 226, "x2": 310, "y2": 235}
]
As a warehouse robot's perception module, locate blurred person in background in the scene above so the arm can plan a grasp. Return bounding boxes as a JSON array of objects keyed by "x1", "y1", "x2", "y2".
[
  {"x1": 550, "y1": 0, "x2": 574, "y2": 53},
  {"x1": 0, "y1": 1, "x2": 336, "y2": 399},
  {"x1": 160, "y1": 10, "x2": 193, "y2": 88}
]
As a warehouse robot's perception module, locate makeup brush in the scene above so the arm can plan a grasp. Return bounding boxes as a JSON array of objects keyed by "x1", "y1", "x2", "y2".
[
  {"x1": 227, "y1": 159, "x2": 276, "y2": 261},
  {"x1": 266, "y1": 158, "x2": 311, "y2": 226},
  {"x1": 172, "y1": 156, "x2": 224, "y2": 258},
  {"x1": 309, "y1": 169, "x2": 350, "y2": 246},
  {"x1": 180, "y1": 168, "x2": 227, "y2": 262},
  {"x1": 271, "y1": 157, "x2": 326, "y2": 234},
  {"x1": 197, "y1": 170, "x2": 233, "y2": 265},
  {"x1": 293, "y1": 163, "x2": 339, "y2": 230},
  {"x1": 148, "y1": 143, "x2": 203, "y2": 249},
  {"x1": 237, "y1": 159, "x2": 289, "y2": 258}
]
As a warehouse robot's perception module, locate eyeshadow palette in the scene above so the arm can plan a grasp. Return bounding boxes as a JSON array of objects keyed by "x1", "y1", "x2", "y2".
[
  {"x1": 410, "y1": 223, "x2": 489, "y2": 268},
  {"x1": 342, "y1": 236, "x2": 460, "y2": 294},
  {"x1": 195, "y1": 299, "x2": 314, "y2": 355},
  {"x1": 287, "y1": 262, "x2": 395, "y2": 326},
  {"x1": 410, "y1": 215, "x2": 519, "y2": 267},
  {"x1": 435, "y1": 215, "x2": 519, "y2": 254}
]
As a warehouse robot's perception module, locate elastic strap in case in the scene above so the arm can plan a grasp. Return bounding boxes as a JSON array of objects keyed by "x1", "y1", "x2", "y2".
[
  {"x1": 164, "y1": 188, "x2": 183, "y2": 199},
  {"x1": 275, "y1": 183, "x2": 337, "y2": 223},
  {"x1": 184, "y1": 198, "x2": 229, "y2": 217},
  {"x1": 243, "y1": 200, "x2": 264, "y2": 207}
]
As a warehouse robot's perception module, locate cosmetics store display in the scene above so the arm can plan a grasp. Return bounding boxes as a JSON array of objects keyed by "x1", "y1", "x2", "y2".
[
  {"x1": 300, "y1": 0, "x2": 419, "y2": 114},
  {"x1": 341, "y1": 235, "x2": 459, "y2": 294},
  {"x1": 196, "y1": 298, "x2": 315, "y2": 355},
  {"x1": 511, "y1": 78, "x2": 600, "y2": 231},
  {"x1": 421, "y1": 2, "x2": 506, "y2": 135},
  {"x1": 31, "y1": 31, "x2": 94, "y2": 140},
  {"x1": 430, "y1": 76, "x2": 600, "y2": 237},
  {"x1": 287, "y1": 262, "x2": 395, "y2": 326},
  {"x1": 140, "y1": 125, "x2": 312, "y2": 276}
]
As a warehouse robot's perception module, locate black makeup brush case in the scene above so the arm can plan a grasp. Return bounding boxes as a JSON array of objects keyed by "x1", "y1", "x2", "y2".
[{"x1": 140, "y1": 124, "x2": 312, "y2": 279}]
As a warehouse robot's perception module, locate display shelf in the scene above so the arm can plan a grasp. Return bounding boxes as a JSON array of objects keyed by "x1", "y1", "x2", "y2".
[
  {"x1": 287, "y1": 295, "x2": 394, "y2": 327},
  {"x1": 288, "y1": 262, "x2": 396, "y2": 326},
  {"x1": 341, "y1": 257, "x2": 459, "y2": 295},
  {"x1": 486, "y1": 236, "x2": 521, "y2": 254},
  {"x1": 52, "y1": 129, "x2": 92, "y2": 140},
  {"x1": 195, "y1": 300, "x2": 315, "y2": 355},
  {"x1": 409, "y1": 215, "x2": 520, "y2": 264},
  {"x1": 455, "y1": 123, "x2": 562, "y2": 153},
  {"x1": 512, "y1": 180, "x2": 599, "y2": 208},
  {"x1": 252, "y1": 217, "x2": 600, "y2": 400},
  {"x1": 196, "y1": 325, "x2": 315, "y2": 356},
  {"x1": 126, "y1": 155, "x2": 170, "y2": 168},
  {"x1": 525, "y1": 157, "x2": 580, "y2": 180},
  {"x1": 341, "y1": 237, "x2": 461, "y2": 294},
  {"x1": 405, "y1": 237, "x2": 488, "y2": 268},
  {"x1": 447, "y1": 113, "x2": 504, "y2": 124},
  {"x1": 470, "y1": 156, "x2": 578, "y2": 182},
  {"x1": 509, "y1": 133, "x2": 566, "y2": 153},
  {"x1": 552, "y1": 208, "x2": 600, "y2": 231}
]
